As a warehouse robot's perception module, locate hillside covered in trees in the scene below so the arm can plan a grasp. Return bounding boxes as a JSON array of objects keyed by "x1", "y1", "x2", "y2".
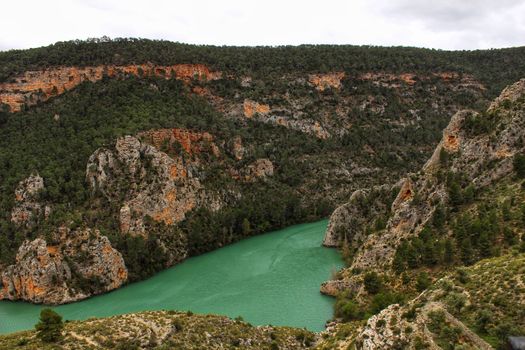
[{"x1": 1, "y1": 39, "x2": 525, "y2": 305}]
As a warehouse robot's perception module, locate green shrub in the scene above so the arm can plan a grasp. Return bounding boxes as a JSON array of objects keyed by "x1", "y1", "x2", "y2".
[
  {"x1": 35, "y1": 308, "x2": 64, "y2": 343},
  {"x1": 475, "y1": 309, "x2": 493, "y2": 333},
  {"x1": 363, "y1": 272, "x2": 383, "y2": 294},
  {"x1": 415, "y1": 272, "x2": 431, "y2": 292},
  {"x1": 334, "y1": 296, "x2": 365, "y2": 321},
  {"x1": 514, "y1": 154, "x2": 525, "y2": 178},
  {"x1": 369, "y1": 292, "x2": 404, "y2": 314}
]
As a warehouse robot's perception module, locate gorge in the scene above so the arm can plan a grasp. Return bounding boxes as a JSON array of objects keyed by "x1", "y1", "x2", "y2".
[
  {"x1": 0, "y1": 220, "x2": 342, "y2": 335},
  {"x1": 1, "y1": 39, "x2": 525, "y2": 349}
]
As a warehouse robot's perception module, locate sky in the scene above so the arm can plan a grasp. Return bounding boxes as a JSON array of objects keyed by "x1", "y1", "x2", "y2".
[{"x1": 1, "y1": 0, "x2": 524, "y2": 51}]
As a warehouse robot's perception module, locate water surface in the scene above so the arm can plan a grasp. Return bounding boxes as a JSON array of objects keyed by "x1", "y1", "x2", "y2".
[{"x1": 0, "y1": 220, "x2": 342, "y2": 334}]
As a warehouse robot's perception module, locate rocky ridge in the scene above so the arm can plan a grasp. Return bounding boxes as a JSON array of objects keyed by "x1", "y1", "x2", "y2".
[
  {"x1": 316, "y1": 79, "x2": 525, "y2": 348},
  {"x1": 321, "y1": 79, "x2": 525, "y2": 297},
  {"x1": 0, "y1": 63, "x2": 221, "y2": 112},
  {"x1": 0, "y1": 62, "x2": 486, "y2": 143}
]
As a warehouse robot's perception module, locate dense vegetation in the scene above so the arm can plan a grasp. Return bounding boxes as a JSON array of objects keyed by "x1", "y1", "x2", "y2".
[
  {"x1": 2, "y1": 38, "x2": 525, "y2": 287},
  {"x1": 0, "y1": 76, "x2": 331, "y2": 279},
  {"x1": 2, "y1": 37, "x2": 525, "y2": 96}
]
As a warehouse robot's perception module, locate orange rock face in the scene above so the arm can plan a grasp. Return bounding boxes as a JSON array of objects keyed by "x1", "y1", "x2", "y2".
[
  {"x1": 444, "y1": 134, "x2": 460, "y2": 151},
  {"x1": 243, "y1": 99, "x2": 270, "y2": 118},
  {"x1": 309, "y1": 72, "x2": 345, "y2": 91},
  {"x1": 494, "y1": 146, "x2": 513, "y2": 159},
  {"x1": 0, "y1": 229, "x2": 127, "y2": 304},
  {"x1": 398, "y1": 73, "x2": 417, "y2": 85},
  {"x1": 391, "y1": 179, "x2": 414, "y2": 211},
  {"x1": 0, "y1": 63, "x2": 221, "y2": 112},
  {"x1": 138, "y1": 128, "x2": 219, "y2": 157}
]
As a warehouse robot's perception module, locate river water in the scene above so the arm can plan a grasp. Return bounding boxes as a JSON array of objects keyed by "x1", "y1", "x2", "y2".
[{"x1": 0, "y1": 219, "x2": 342, "y2": 334}]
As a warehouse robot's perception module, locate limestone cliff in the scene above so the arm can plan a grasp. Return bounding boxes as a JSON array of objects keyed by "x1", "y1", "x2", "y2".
[
  {"x1": 241, "y1": 99, "x2": 331, "y2": 139},
  {"x1": 86, "y1": 134, "x2": 215, "y2": 236},
  {"x1": 0, "y1": 63, "x2": 221, "y2": 112},
  {"x1": 322, "y1": 185, "x2": 394, "y2": 248},
  {"x1": 0, "y1": 227, "x2": 127, "y2": 304},
  {"x1": 322, "y1": 78, "x2": 525, "y2": 296},
  {"x1": 10, "y1": 173, "x2": 50, "y2": 228}
]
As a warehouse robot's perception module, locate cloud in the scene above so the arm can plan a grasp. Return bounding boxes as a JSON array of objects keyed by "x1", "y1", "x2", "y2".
[
  {"x1": 0, "y1": 0, "x2": 524, "y2": 51},
  {"x1": 366, "y1": 0, "x2": 525, "y2": 49}
]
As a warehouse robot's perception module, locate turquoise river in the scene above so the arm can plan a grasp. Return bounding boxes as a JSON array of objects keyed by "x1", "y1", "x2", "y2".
[{"x1": 0, "y1": 219, "x2": 343, "y2": 334}]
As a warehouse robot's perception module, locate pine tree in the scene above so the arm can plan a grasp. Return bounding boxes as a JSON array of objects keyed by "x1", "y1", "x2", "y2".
[
  {"x1": 444, "y1": 239, "x2": 454, "y2": 264},
  {"x1": 35, "y1": 308, "x2": 63, "y2": 343}
]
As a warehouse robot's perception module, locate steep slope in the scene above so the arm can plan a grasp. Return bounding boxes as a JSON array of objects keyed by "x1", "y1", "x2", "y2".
[
  {"x1": 1, "y1": 40, "x2": 525, "y2": 303},
  {"x1": 317, "y1": 253, "x2": 525, "y2": 349},
  {"x1": 320, "y1": 79, "x2": 525, "y2": 348}
]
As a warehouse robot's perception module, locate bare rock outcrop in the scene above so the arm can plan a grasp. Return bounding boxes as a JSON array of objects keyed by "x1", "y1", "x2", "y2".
[
  {"x1": 309, "y1": 72, "x2": 345, "y2": 91},
  {"x1": 241, "y1": 99, "x2": 330, "y2": 139},
  {"x1": 243, "y1": 99, "x2": 270, "y2": 118},
  {"x1": 0, "y1": 227, "x2": 127, "y2": 304},
  {"x1": 322, "y1": 78, "x2": 525, "y2": 295},
  {"x1": 322, "y1": 185, "x2": 394, "y2": 248},
  {"x1": 10, "y1": 173, "x2": 50, "y2": 228},
  {"x1": 231, "y1": 136, "x2": 245, "y2": 160},
  {"x1": 244, "y1": 159, "x2": 274, "y2": 181},
  {"x1": 0, "y1": 63, "x2": 221, "y2": 112},
  {"x1": 87, "y1": 134, "x2": 217, "y2": 237}
]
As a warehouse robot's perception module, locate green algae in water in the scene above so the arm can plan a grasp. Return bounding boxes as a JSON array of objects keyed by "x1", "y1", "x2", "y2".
[{"x1": 0, "y1": 220, "x2": 342, "y2": 334}]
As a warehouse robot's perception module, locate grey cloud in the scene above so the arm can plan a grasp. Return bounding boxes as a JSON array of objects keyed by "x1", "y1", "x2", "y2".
[
  {"x1": 366, "y1": 0, "x2": 525, "y2": 49},
  {"x1": 376, "y1": 0, "x2": 520, "y2": 24},
  {"x1": 1, "y1": 0, "x2": 524, "y2": 51}
]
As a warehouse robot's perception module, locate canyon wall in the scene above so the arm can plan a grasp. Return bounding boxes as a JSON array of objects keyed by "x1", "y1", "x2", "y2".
[{"x1": 0, "y1": 63, "x2": 221, "y2": 112}]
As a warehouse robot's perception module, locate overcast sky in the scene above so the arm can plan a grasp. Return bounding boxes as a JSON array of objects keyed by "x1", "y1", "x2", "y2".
[{"x1": 1, "y1": 0, "x2": 524, "y2": 51}]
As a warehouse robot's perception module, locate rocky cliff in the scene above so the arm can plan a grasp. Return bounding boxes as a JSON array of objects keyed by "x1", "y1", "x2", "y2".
[
  {"x1": 87, "y1": 129, "x2": 273, "y2": 236},
  {"x1": 0, "y1": 63, "x2": 221, "y2": 112},
  {"x1": 87, "y1": 134, "x2": 214, "y2": 234},
  {"x1": 10, "y1": 173, "x2": 50, "y2": 228},
  {"x1": 323, "y1": 79, "x2": 525, "y2": 295},
  {"x1": 318, "y1": 79, "x2": 525, "y2": 348},
  {"x1": 1, "y1": 41, "x2": 522, "y2": 310},
  {"x1": 0, "y1": 227, "x2": 127, "y2": 304}
]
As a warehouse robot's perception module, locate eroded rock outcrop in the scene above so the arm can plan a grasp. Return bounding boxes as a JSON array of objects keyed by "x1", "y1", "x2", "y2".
[
  {"x1": 322, "y1": 78, "x2": 525, "y2": 296},
  {"x1": 243, "y1": 99, "x2": 270, "y2": 118},
  {"x1": 261, "y1": 115, "x2": 330, "y2": 139},
  {"x1": 359, "y1": 71, "x2": 483, "y2": 90},
  {"x1": 137, "y1": 128, "x2": 220, "y2": 157},
  {"x1": 87, "y1": 134, "x2": 216, "y2": 236},
  {"x1": 244, "y1": 159, "x2": 274, "y2": 180},
  {"x1": 241, "y1": 99, "x2": 330, "y2": 139},
  {"x1": 10, "y1": 173, "x2": 50, "y2": 228},
  {"x1": 322, "y1": 186, "x2": 393, "y2": 248},
  {"x1": 0, "y1": 227, "x2": 127, "y2": 304},
  {"x1": 231, "y1": 136, "x2": 245, "y2": 160},
  {"x1": 0, "y1": 63, "x2": 221, "y2": 112},
  {"x1": 309, "y1": 72, "x2": 345, "y2": 91}
]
